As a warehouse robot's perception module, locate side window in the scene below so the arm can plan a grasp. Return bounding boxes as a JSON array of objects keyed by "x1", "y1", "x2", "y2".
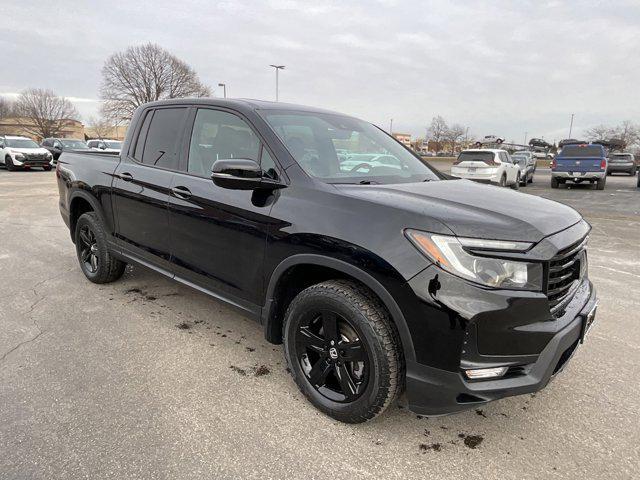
[
  {"x1": 141, "y1": 108, "x2": 188, "y2": 169},
  {"x1": 42, "y1": 139, "x2": 51, "y2": 147},
  {"x1": 187, "y1": 109, "x2": 260, "y2": 176},
  {"x1": 132, "y1": 110, "x2": 153, "y2": 161},
  {"x1": 261, "y1": 147, "x2": 279, "y2": 180}
]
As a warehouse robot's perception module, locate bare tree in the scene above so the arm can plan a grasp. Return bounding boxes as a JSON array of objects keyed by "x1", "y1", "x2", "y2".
[
  {"x1": 0, "y1": 96, "x2": 15, "y2": 120},
  {"x1": 613, "y1": 120, "x2": 640, "y2": 148},
  {"x1": 13, "y1": 88, "x2": 79, "y2": 139},
  {"x1": 445, "y1": 123, "x2": 466, "y2": 154},
  {"x1": 584, "y1": 124, "x2": 615, "y2": 141},
  {"x1": 100, "y1": 43, "x2": 211, "y2": 122},
  {"x1": 427, "y1": 116, "x2": 448, "y2": 152},
  {"x1": 87, "y1": 115, "x2": 113, "y2": 139}
]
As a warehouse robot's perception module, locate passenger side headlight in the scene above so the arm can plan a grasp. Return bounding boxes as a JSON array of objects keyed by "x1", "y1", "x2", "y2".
[
  {"x1": 405, "y1": 230, "x2": 543, "y2": 290},
  {"x1": 14, "y1": 153, "x2": 25, "y2": 160}
]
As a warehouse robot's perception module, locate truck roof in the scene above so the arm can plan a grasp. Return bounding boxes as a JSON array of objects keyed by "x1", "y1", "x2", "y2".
[{"x1": 143, "y1": 98, "x2": 348, "y2": 117}]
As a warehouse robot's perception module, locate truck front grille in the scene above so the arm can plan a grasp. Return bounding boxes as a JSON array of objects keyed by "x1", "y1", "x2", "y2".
[{"x1": 546, "y1": 236, "x2": 587, "y2": 314}]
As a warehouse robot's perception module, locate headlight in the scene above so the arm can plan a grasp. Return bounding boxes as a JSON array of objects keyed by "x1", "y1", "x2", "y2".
[
  {"x1": 45, "y1": 152, "x2": 52, "y2": 159},
  {"x1": 405, "y1": 229, "x2": 543, "y2": 290},
  {"x1": 14, "y1": 153, "x2": 25, "y2": 160}
]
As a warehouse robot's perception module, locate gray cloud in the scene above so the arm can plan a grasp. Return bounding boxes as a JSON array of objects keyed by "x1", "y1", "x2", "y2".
[{"x1": 1, "y1": 0, "x2": 638, "y2": 143}]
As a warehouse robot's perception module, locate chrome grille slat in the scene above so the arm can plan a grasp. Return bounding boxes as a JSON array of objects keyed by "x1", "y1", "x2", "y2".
[{"x1": 546, "y1": 236, "x2": 587, "y2": 314}]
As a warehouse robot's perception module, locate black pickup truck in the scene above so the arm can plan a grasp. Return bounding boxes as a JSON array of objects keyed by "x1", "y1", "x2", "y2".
[{"x1": 56, "y1": 99, "x2": 598, "y2": 423}]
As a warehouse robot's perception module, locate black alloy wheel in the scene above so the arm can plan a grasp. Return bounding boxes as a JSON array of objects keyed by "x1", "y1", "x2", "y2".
[
  {"x1": 283, "y1": 280, "x2": 403, "y2": 423},
  {"x1": 78, "y1": 224, "x2": 99, "y2": 274},
  {"x1": 295, "y1": 309, "x2": 370, "y2": 403}
]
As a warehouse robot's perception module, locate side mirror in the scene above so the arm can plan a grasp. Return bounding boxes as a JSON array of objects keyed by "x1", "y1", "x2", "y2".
[
  {"x1": 211, "y1": 158, "x2": 285, "y2": 190},
  {"x1": 100, "y1": 144, "x2": 106, "y2": 150}
]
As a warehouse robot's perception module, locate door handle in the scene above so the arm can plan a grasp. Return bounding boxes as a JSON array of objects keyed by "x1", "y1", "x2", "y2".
[
  {"x1": 171, "y1": 186, "x2": 192, "y2": 199},
  {"x1": 119, "y1": 172, "x2": 134, "y2": 182}
]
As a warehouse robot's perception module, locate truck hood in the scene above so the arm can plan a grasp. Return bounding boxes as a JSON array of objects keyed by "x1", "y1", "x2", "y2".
[{"x1": 334, "y1": 179, "x2": 582, "y2": 242}]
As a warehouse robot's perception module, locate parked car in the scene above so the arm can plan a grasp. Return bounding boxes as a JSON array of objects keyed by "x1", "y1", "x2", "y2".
[
  {"x1": 57, "y1": 98, "x2": 598, "y2": 423},
  {"x1": 0, "y1": 135, "x2": 53, "y2": 171},
  {"x1": 479, "y1": 135, "x2": 504, "y2": 145},
  {"x1": 42, "y1": 138, "x2": 90, "y2": 162},
  {"x1": 606, "y1": 152, "x2": 636, "y2": 176},
  {"x1": 529, "y1": 138, "x2": 552, "y2": 149},
  {"x1": 87, "y1": 139, "x2": 123, "y2": 153},
  {"x1": 450, "y1": 149, "x2": 521, "y2": 188},
  {"x1": 551, "y1": 144, "x2": 607, "y2": 189},
  {"x1": 512, "y1": 150, "x2": 536, "y2": 179},
  {"x1": 511, "y1": 155, "x2": 532, "y2": 186}
]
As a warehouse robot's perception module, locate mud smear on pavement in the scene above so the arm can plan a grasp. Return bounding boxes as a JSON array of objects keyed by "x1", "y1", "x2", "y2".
[
  {"x1": 419, "y1": 443, "x2": 442, "y2": 452},
  {"x1": 246, "y1": 347, "x2": 256, "y2": 352},
  {"x1": 230, "y1": 365, "x2": 247, "y2": 376},
  {"x1": 254, "y1": 365, "x2": 270, "y2": 376},
  {"x1": 176, "y1": 322, "x2": 191, "y2": 330},
  {"x1": 475, "y1": 409, "x2": 487, "y2": 418},
  {"x1": 461, "y1": 434, "x2": 484, "y2": 449},
  {"x1": 125, "y1": 287, "x2": 142, "y2": 294}
]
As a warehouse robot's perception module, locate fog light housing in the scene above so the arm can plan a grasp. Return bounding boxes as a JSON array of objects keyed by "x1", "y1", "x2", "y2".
[{"x1": 464, "y1": 367, "x2": 508, "y2": 380}]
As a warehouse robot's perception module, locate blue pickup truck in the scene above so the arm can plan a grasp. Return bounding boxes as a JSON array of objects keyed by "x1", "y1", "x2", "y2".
[{"x1": 551, "y1": 144, "x2": 607, "y2": 190}]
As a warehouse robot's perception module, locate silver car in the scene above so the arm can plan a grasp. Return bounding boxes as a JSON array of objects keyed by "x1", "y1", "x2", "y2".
[{"x1": 511, "y1": 151, "x2": 536, "y2": 185}]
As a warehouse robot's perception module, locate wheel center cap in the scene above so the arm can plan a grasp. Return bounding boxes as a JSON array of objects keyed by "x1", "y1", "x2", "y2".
[{"x1": 328, "y1": 347, "x2": 338, "y2": 360}]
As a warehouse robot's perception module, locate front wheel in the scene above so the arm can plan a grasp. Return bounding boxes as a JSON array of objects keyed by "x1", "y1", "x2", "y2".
[
  {"x1": 75, "y1": 212, "x2": 126, "y2": 283},
  {"x1": 283, "y1": 280, "x2": 403, "y2": 423},
  {"x1": 511, "y1": 173, "x2": 520, "y2": 190},
  {"x1": 499, "y1": 174, "x2": 507, "y2": 187}
]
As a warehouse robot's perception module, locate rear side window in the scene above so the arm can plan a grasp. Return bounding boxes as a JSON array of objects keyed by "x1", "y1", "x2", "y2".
[
  {"x1": 138, "y1": 108, "x2": 188, "y2": 169},
  {"x1": 133, "y1": 111, "x2": 153, "y2": 161},
  {"x1": 559, "y1": 146, "x2": 603, "y2": 157}
]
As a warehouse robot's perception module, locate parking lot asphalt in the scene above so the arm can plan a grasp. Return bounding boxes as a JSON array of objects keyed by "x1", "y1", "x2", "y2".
[{"x1": 1, "y1": 168, "x2": 639, "y2": 479}]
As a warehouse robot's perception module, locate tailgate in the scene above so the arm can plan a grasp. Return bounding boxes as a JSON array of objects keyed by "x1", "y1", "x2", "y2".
[{"x1": 555, "y1": 157, "x2": 602, "y2": 172}]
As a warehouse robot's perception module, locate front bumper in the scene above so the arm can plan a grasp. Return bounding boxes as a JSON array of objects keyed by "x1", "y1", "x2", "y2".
[
  {"x1": 11, "y1": 157, "x2": 52, "y2": 167},
  {"x1": 405, "y1": 279, "x2": 597, "y2": 415}
]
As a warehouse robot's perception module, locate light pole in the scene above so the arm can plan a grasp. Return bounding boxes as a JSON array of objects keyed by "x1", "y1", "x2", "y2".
[
  {"x1": 269, "y1": 65, "x2": 285, "y2": 101},
  {"x1": 568, "y1": 114, "x2": 575, "y2": 138},
  {"x1": 389, "y1": 118, "x2": 393, "y2": 134},
  {"x1": 218, "y1": 83, "x2": 227, "y2": 98},
  {"x1": 523, "y1": 131, "x2": 528, "y2": 146}
]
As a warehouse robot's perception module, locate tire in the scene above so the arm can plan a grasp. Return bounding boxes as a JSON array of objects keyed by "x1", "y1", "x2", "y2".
[
  {"x1": 283, "y1": 279, "x2": 403, "y2": 423},
  {"x1": 511, "y1": 173, "x2": 520, "y2": 190},
  {"x1": 637, "y1": 173, "x2": 640, "y2": 188},
  {"x1": 499, "y1": 174, "x2": 507, "y2": 187},
  {"x1": 5, "y1": 156, "x2": 16, "y2": 171},
  {"x1": 75, "y1": 212, "x2": 126, "y2": 284},
  {"x1": 521, "y1": 174, "x2": 527, "y2": 187},
  {"x1": 596, "y1": 177, "x2": 606, "y2": 190},
  {"x1": 551, "y1": 176, "x2": 559, "y2": 188}
]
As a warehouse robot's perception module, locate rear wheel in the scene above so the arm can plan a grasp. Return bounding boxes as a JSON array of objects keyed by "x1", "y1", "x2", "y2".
[
  {"x1": 551, "y1": 176, "x2": 559, "y2": 188},
  {"x1": 499, "y1": 174, "x2": 507, "y2": 187},
  {"x1": 283, "y1": 280, "x2": 403, "y2": 423},
  {"x1": 596, "y1": 177, "x2": 606, "y2": 190},
  {"x1": 5, "y1": 156, "x2": 16, "y2": 171},
  {"x1": 511, "y1": 173, "x2": 520, "y2": 190},
  {"x1": 75, "y1": 212, "x2": 126, "y2": 283}
]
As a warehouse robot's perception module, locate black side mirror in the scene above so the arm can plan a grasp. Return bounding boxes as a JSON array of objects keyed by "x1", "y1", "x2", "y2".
[{"x1": 211, "y1": 158, "x2": 285, "y2": 191}]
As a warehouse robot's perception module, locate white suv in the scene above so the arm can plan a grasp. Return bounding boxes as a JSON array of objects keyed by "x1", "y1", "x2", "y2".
[
  {"x1": 450, "y1": 149, "x2": 521, "y2": 188},
  {"x1": 87, "y1": 139, "x2": 123, "y2": 153},
  {"x1": 0, "y1": 136, "x2": 53, "y2": 171}
]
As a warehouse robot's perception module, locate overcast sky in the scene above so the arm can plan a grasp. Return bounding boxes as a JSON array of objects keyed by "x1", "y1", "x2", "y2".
[{"x1": 1, "y1": 0, "x2": 638, "y2": 143}]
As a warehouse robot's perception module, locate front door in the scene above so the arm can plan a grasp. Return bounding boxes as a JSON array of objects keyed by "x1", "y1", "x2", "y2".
[
  {"x1": 112, "y1": 106, "x2": 189, "y2": 272},
  {"x1": 167, "y1": 107, "x2": 282, "y2": 314}
]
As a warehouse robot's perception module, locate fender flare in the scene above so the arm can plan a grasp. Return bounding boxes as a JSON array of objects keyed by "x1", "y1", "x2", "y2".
[
  {"x1": 68, "y1": 189, "x2": 109, "y2": 238},
  {"x1": 262, "y1": 253, "x2": 416, "y2": 362}
]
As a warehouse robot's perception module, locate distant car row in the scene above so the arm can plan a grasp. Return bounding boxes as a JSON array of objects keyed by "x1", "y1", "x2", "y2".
[{"x1": 0, "y1": 135, "x2": 122, "y2": 170}]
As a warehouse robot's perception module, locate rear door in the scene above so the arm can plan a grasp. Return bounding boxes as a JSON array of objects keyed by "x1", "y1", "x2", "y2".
[
  {"x1": 166, "y1": 107, "x2": 282, "y2": 314},
  {"x1": 112, "y1": 106, "x2": 189, "y2": 272}
]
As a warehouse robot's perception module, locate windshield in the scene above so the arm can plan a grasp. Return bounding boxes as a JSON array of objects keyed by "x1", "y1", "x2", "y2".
[
  {"x1": 61, "y1": 139, "x2": 89, "y2": 149},
  {"x1": 6, "y1": 138, "x2": 39, "y2": 148},
  {"x1": 104, "y1": 141, "x2": 122, "y2": 149},
  {"x1": 559, "y1": 145, "x2": 603, "y2": 158},
  {"x1": 610, "y1": 153, "x2": 633, "y2": 160},
  {"x1": 261, "y1": 110, "x2": 441, "y2": 184}
]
